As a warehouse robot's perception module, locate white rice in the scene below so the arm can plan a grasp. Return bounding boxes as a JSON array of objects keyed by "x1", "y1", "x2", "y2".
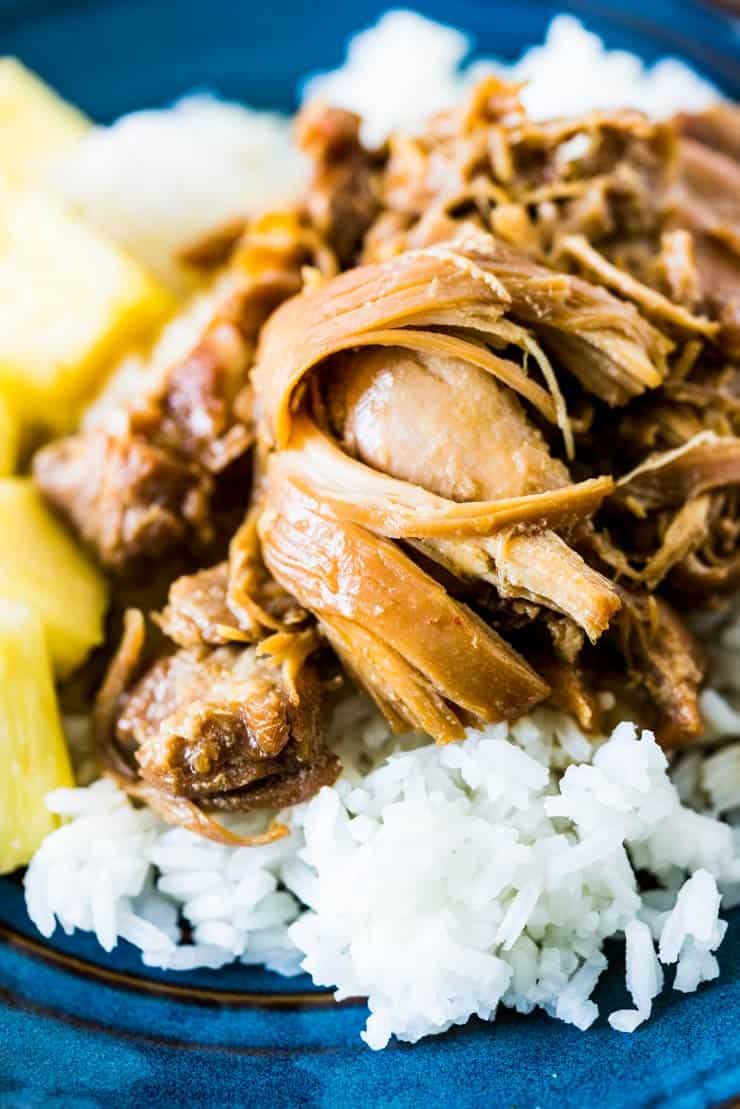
[
  {"x1": 26, "y1": 713, "x2": 740, "y2": 1048},
  {"x1": 24, "y1": 11, "x2": 740, "y2": 1049},
  {"x1": 54, "y1": 97, "x2": 307, "y2": 289},
  {"x1": 303, "y1": 10, "x2": 721, "y2": 145}
]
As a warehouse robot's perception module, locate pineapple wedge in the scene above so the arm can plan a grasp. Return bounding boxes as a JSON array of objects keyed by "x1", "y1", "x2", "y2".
[
  {"x1": 0, "y1": 478, "x2": 108, "y2": 676},
  {"x1": 0, "y1": 181, "x2": 174, "y2": 431},
  {"x1": 0, "y1": 392, "x2": 17, "y2": 474},
  {"x1": 0, "y1": 597, "x2": 73, "y2": 874},
  {"x1": 0, "y1": 57, "x2": 90, "y2": 186}
]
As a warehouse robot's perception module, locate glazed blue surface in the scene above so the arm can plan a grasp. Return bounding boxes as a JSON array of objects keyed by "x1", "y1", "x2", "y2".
[{"x1": 1, "y1": 2, "x2": 739, "y2": 1105}]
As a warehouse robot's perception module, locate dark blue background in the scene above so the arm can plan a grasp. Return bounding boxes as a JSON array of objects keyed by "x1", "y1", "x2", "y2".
[{"x1": 0, "y1": 0, "x2": 738, "y2": 120}]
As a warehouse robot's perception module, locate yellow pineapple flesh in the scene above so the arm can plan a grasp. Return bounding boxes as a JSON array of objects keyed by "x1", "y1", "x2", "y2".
[
  {"x1": 0, "y1": 478, "x2": 108, "y2": 676},
  {"x1": 0, "y1": 57, "x2": 90, "y2": 186},
  {"x1": 0, "y1": 181, "x2": 174, "y2": 432},
  {"x1": 0, "y1": 392, "x2": 17, "y2": 474},
  {"x1": 0, "y1": 597, "x2": 73, "y2": 874}
]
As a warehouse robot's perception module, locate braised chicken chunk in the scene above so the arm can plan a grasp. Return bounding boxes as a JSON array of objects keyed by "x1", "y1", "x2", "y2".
[{"x1": 31, "y1": 80, "x2": 740, "y2": 836}]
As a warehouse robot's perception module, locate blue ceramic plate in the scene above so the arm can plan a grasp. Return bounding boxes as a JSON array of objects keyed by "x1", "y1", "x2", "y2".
[{"x1": 1, "y1": 3, "x2": 740, "y2": 1106}]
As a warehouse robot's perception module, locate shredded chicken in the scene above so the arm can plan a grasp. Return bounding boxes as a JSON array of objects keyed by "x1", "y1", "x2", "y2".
[
  {"x1": 30, "y1": 81, "x2": 740, "y2": 829},
  {"x1": 120, "y1": 648, "x2": 332, "y2": 804},
  {"x1": 250, "y1": 87, "x2": 740, "y2": 745},
  {"x1": 616, "y1": 432, "x2": 740, "y2": 512},
  {"x1": 157, "y1": 562, "x2": 250, "y2": 647},
  {"x1": 325, "y1": 344, "x2": 620, "y2": 641},
  {"x1": 675, "y1": 104, "x2": 740, "y2": 162},
  {"x1": 252, "y1": 230, "x2": 632, "y2": 736},
  {"x1": 34, "y1": 212, "x2": 334, "y2": 576},
  {"x1": 617, "y1": 591, "x2": 705, "y2": 748},
  {"x1": 259, "y1": 480, "x2": 549, "y2": 741},
  {"x1": 33, "y1": 431, "x2": 213, "y2": 576},
  {"x1": 296, "y1": 102, "x2": 381, "y2": 266},
  {"x1": 93, "y1": 602, "x2": 339, "y2": 841}
]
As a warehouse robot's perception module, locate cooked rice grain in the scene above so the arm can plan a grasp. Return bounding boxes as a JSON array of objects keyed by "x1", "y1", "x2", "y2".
[{"x1": 25, "y1": 715, "x2": 740, "y2": 1048}]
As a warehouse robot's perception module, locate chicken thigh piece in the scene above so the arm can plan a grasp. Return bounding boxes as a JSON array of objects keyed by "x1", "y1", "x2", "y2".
[{"x1": 327, "y1": 345, "x2": 621, "y2": 642}]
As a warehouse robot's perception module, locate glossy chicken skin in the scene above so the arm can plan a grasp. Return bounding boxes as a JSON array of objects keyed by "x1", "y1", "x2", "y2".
[
  {"x1": 258, "y1": 479, "x2": 550, "y2": 741},
  {"x1": 327, "y1": 346, "x2": 621, "y2": 642},
  {"x1": 330, "y1": 346, "x2": 569, "y2": 499}
]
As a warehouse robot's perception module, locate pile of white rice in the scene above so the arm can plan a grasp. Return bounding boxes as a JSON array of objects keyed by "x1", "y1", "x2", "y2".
[
  {"x1": 25, "y1": 12, "x2": 740, "y2": 1050},
  {"x1": 26, "y1": 706, "x2": 740, "y2": 1049},
  {"x1": 303, "y1": 10, "x2": 720, "y2": 144},
  {"x1": 54, "y1": 98, "x2": 307, "y2": 288}
]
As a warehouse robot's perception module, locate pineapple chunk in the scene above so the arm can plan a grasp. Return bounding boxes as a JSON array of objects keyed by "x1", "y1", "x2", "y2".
[
  {"x1": 0, "y1": 182, "x2": 174, "y2": 431},
  {"x1": 0, "y1": 478, "x2": 108, "y2": 676},
  {"x1": 0, "y1": 57, "x2": 90, "y2": 186},
  {"x1": 0, "y1": 597, "x2": 73, "y2": 874},
  {"x1": 0, "y1": 392, "x2": 17, "y2": 474}
]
